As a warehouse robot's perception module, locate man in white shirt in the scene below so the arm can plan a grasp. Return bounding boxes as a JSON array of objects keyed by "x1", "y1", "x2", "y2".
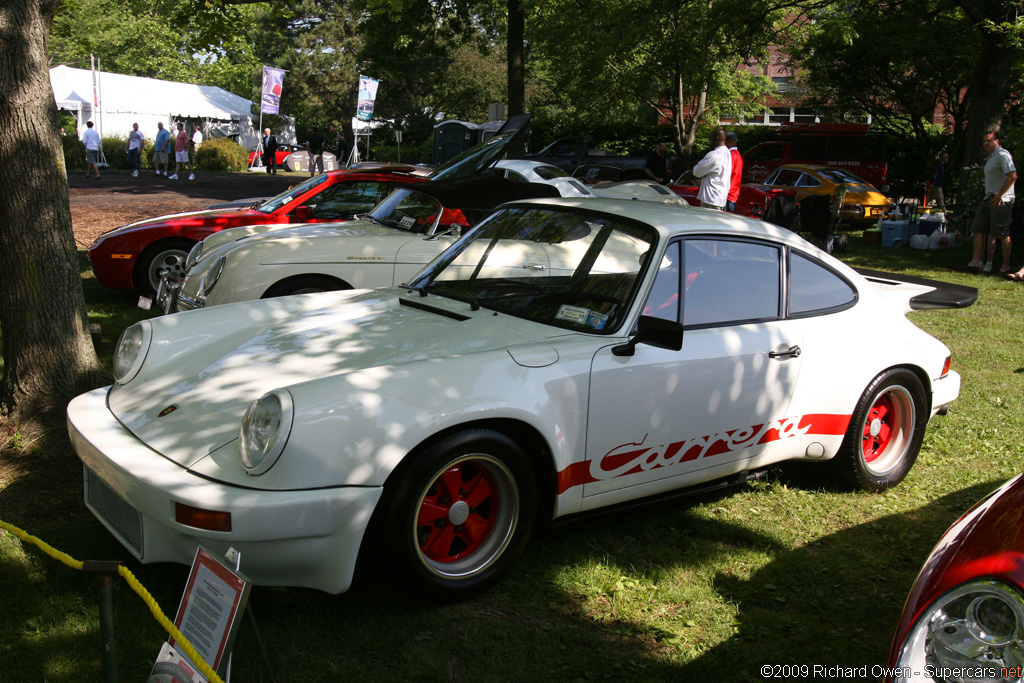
[
  {"x1": 81, "y1": 120, "x2": 102, "y2": 179},
  {"x1": 693, "y1": 128, "x2": 732, "y2": 210},
  {"x1": 968, "y1": 130, "x2": 1016, "y2": 273}
]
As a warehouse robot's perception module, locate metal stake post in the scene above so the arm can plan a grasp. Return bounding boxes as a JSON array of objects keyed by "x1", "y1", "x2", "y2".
[{"x1": 82, "y1": 560, "x2": 122, "y2": 683}]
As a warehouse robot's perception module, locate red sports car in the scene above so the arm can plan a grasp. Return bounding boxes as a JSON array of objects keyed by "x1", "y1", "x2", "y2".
[
  {"x1": 88, "y1": 169, "x2": 425, "y2": 292},
  {"x1": 670, "y1": 182, "x2": 797, "y2": 225},
  {"x1": 883, "y1": 472, "x2": 1024, "y2": 680}
]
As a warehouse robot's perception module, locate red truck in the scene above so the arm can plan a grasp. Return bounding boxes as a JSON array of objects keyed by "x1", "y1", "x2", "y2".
[{"x1": 742, "y1": 123, "x2": 889, "y2": 191}]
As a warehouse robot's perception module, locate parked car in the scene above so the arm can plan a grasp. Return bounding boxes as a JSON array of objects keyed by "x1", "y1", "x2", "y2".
[
  {"x1": 87, "y1": 169, "x2": 426, "y2": 292},
  {"x1": 69, "y1": 196, "x2": 975, "y2": 598},
  {"x1": 742, "y1": 123, "x2": 889, "y2": 190},
  {"x1": 762, "y1": 164, "x2": 890, "y2": 224},
  {"x1": 670, "y1": 181, "x2": 798, "y2": 223},
  {"x1": 247, "y1": 144, "x2": 339, "y2": 172},
  {"x1": 883, "y1": 472, "x2": 1024, "y2": 680},
  {"x1": 89, "y1": 116, "x2": 536, "y2": 293},
  {"x1": 524, "y1": 136, "x2": 649, "y2": 178}
]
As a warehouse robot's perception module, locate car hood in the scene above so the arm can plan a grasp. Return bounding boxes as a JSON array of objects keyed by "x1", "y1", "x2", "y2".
[
  {"x1": 109, "y1": 288, "x2": 558, "y2": 467},
  {"x1": 95, "y1": 208, "x2": 263, "y2": 240},
  {"x1": 197, "y1": 218, "x2": 396, "y2": 256}
]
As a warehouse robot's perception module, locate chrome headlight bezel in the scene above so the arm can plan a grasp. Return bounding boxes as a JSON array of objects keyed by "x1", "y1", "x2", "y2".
[
  {"x1": 200, "y1": 255, "x2": 227, "y2": 297},
  {"x1": 896, "y1": 579, "x2": 1024, "y2": 679},
  {"x1": 239, "y1": 390, "x2": 293, "y2": 475},
  {"x1": 184, "y1": 241, "x2": 203, "y2": 271},
  {"x1": 112, "y1": 322, "x2": 152, "y2": 384}
]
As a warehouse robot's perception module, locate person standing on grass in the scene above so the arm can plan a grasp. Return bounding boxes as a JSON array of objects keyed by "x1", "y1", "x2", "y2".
[
  {"x1": 725, "y1": 131, "x2": 743, "y2": 213},
  {"x1": 169, "y1": 123, "x2": 193, "y2": 180},
  {"x1": 967, "y1": 130, "x2": 1016, "y2": 274},
  {"x1": 692, "y1": 128, "x2": 732, "y2": 211},
  {"x1": 153, "y1": 121, "x2": 171, "y2": 176},
  {"x1": 82, "y1": 120, "x2": 101, "y2": 179},
  {"x1": 125, "y1": 123, "x2": 144, "y2": 177}
]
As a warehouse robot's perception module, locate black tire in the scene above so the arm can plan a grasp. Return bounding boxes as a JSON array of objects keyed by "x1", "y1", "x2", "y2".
[
  {"x1": 136, "y1": 238, "x2": 194, "y2": 293},
  {"x1": 374, "y1": 429, "x2": 537, "y2": 598},
  {"x1": 262, "y1": 274, "x2": 347, "y2": 298},
  {"x1": 834, "y1": 368, "x2": 927, "y2": 491}
]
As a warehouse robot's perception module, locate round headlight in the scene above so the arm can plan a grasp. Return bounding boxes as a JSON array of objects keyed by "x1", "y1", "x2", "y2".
[
  {"x1": 239, "y1": 391, "x2": 292, "y2": 474},
  {"x1": 185, "y1": 241, "x2": 203, "y2": 270},
  {"x1": 112, "y1": 322, "x2": 152, "y2": 384},
  {"x1": 896, "y1": 580, "x2": 1024, "y2": 680},
  {"x1": 201, "y1": 256, "x2": 227, "y2": 297}
]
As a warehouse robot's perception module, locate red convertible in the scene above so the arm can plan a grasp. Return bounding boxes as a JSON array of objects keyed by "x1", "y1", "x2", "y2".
[{"x1": 88, "y1": 169, "x2": 426, "y2": 292}]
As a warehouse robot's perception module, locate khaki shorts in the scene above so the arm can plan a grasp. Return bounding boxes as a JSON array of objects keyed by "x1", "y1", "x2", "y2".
[
  {"x1": 175, "y1": 150, "x2": 190, "y2": 163},
  {"x1": 153, "y1": 151, "x2": 169, "y2": 164},
  {"x1": 972, "y1": 197, "x2": 1014, "y2": 239},
  {"x1": 927, "y1": 186, "x2": 944, "y2": 207}
]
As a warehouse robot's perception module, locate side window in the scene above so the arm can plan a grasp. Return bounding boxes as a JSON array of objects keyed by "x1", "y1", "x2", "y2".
[
  {"x1": 788, "y1": 251, "x2": 856, "y2": 315},
  {"x1": 767, "y1": 169, "x2": 802, "y2": 187},
  {"x1": 642, "y1": 242, "x2": 681, "y2": 322},
  {"x1": 302, "y1": 181, "x2": 388, "y2": 219},
  {"x1": 683, "y1": 239, "x2": 780, "y2": 327},
  {"x1": 505, "y1": 170, "x2": 529, "y2": 183},
  {"x1": 795, "y1": 173, "x2": 820, "y2": 187}
]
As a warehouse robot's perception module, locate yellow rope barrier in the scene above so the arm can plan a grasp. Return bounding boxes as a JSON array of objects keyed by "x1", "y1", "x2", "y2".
[{"x1": 0, "y1": 519, "x2": 225, "y2": 683}]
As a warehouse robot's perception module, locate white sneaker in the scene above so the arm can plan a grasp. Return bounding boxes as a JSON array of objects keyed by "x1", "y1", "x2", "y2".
[
  {"x1": 982, "y1": 262, "x2": 993, "y2": 273},
  {"x1": 168, "y1": 173, "x2": 178, "y2": 180},
  {"x1": 188, "y1": 173, "x2": 195, "y2": 180},
  {"x1": 132, "y1": 170, "x2": 138, "y2": 177}
]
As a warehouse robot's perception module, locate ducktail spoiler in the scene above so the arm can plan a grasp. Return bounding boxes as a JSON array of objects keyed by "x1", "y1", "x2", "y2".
[{"x1": 854, "y1": 268, "x2": 979, "y2": 310}]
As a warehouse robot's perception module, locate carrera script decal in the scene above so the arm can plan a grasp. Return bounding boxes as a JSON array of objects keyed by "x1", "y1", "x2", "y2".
[{"x1": 556, "y1": 413, "x2": 850, "y2": 494}]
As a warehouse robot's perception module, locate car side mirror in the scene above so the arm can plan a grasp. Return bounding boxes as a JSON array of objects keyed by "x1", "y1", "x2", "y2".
[
  {"x1": 294, "y1": 205, "x2": 313, "y2": 222},
  {"x1": 612, "y1": 315, "x2": 683, "y2": 357}
]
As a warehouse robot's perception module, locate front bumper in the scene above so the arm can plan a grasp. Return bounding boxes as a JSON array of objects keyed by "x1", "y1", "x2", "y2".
[{"x1": 67, "y1": 387, "x2": 382, "y2": 594}]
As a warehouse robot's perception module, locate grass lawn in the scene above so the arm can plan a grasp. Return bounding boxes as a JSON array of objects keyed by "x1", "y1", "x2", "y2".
[{"x1": 1, "y1": 228, "x2": 1022, "y2": 681}]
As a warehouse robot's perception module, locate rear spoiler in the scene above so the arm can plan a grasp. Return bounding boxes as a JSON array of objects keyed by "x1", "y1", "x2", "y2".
[{"x1": 854, "y1": 268, "x2": 978, "y2": 310}]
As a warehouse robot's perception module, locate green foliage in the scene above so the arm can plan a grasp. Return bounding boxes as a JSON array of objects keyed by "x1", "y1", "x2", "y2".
[
  {"x1": 61, "y1": 134, "x2": 86, "y2": 171},
  {"x1": 195, "y1": 138, "x2": 249, "y2": 172}
]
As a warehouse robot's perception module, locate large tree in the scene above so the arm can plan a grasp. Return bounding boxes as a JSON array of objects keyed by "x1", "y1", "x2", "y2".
[
  {"x1": 0, "y1": 0, "x2": 107, "y2": 420},
  {"x1": 529, "y1": 0, "x2": 792, "y2": 155}
]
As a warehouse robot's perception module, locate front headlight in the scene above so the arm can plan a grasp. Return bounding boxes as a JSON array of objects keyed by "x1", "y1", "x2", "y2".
[
  {"x1": 112, "y1": 322, "x2": 152, "y2": 384},
  {"x1": 185, "y1": 241, "x2": 203, "y2": 270},
  {"x1": 239, "y1": 391, "x2": 293, "y2": 475},
  {"x1": 201, "y1": 255, "x2": 227, "y2": 297},
  {"x1": 896, "y1": 580, "x2": 1024, "y2": 681}
]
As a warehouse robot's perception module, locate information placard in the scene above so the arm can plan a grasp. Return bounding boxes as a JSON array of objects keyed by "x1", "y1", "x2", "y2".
[{"x1": 169, "y1": 547, "x2": 251, "y2": 677}]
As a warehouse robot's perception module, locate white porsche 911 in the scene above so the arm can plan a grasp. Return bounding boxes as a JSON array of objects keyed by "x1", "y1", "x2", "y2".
[{"x1": 68, "y1": 198, "x2": 976, "y2": 597}]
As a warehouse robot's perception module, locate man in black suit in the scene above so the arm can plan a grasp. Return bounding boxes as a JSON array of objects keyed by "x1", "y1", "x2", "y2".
[{"x1": 262, "y1": 128, "x2": 278, "y2": 174}]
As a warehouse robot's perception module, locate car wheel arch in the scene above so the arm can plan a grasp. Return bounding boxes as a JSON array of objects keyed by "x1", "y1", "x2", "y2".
[
  {"x1": 134, "y1": 237, "x2": 197, "y2": 292},
  {"x1": 261, "y1": 273, "x2": 352, "y2": 298}
]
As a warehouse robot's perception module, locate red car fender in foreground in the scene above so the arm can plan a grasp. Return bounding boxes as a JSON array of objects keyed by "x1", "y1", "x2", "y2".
[{"x1": 883, "y1": 473, "x2": 1024, "y2": 680}]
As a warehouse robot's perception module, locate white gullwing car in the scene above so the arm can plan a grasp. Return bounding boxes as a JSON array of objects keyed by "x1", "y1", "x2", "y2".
[{"x1": 68, "y1": 198, "x2": 976, "y2": 597}]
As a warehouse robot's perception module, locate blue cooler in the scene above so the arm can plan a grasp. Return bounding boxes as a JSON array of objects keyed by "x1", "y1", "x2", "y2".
[{"x1": 880, "y1": 220, "x2": 912, "y2": 247}]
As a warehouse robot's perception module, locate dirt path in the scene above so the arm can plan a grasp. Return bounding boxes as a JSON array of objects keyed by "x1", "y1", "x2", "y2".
[{"x1": 69, "y1": 169, "x2": 306, "y2": 248}]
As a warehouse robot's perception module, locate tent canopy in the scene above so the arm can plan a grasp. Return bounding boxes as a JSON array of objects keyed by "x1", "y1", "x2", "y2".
[{"x1": 50, "y1": 65, "x2": 260, "y2": 146}]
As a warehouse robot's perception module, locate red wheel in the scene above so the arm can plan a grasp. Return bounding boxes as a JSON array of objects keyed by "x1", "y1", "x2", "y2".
[
  {"x1": 374, "y1": 429, "x2": 537, "y2": 597},
  {"x1": 835, "y1": 368, "x2": 927, "y2": 491},
  {"x1": 414, "y1": 455, "x2": 517, "y2": 575}
]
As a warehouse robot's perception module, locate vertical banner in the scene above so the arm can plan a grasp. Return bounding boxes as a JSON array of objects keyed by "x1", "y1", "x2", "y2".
[
  {"x1": 357, "y1": 75, "x2": 380, "y2": 121},
  {"x1": 261, "y1": 67, "x2": 286, "y2": 115}
]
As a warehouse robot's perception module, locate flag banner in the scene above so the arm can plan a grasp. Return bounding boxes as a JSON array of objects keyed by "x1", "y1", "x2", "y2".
[
  {"x1": 357, "y1": 75, "x2": 380, "y2": 121},
  {"x1": 261, "y1": 67, "x2": 286, "y2": 115}
]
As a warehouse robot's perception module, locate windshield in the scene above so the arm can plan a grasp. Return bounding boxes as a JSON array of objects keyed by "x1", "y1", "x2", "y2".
[
  {"x1": 408, "y1": 206, "x2": 657, "y2": 333},
  {"x1": 366, "y1": 188, "x2": 444, "y2": 234},
  {"x1": 429, "y1": 131, "x2": 520, "y2": 181},
  {"x1": 818, "y1": 168, "x2": 873, "y2": 186},
  {"x1": 256, "y1": 174, "x2": 329, "y2": 213}
]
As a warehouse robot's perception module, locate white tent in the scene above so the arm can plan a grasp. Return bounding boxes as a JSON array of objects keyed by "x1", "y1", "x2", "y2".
[{"x1": 50, "y1": 65, "x2": 261, "y2": 148}]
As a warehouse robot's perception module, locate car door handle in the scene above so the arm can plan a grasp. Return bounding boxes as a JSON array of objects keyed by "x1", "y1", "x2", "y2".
[
  {"x1": 522, "y1": 263, "x2": 546, "y2": 271},
  {"x1": 769, "y1": 345, "x2": 801, "y2": 359}
]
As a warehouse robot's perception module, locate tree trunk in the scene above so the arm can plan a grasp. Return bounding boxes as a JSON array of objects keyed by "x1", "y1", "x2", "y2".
[
  {"x1": 0, "y1": 0, "x2": 107, "y2": 420},
  {"x1": 507, "y1": 0, "x2": 525, "y2": 116},
  {"x1": 963, "y1": 32, "x2": 1016, "y2": 166}
]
